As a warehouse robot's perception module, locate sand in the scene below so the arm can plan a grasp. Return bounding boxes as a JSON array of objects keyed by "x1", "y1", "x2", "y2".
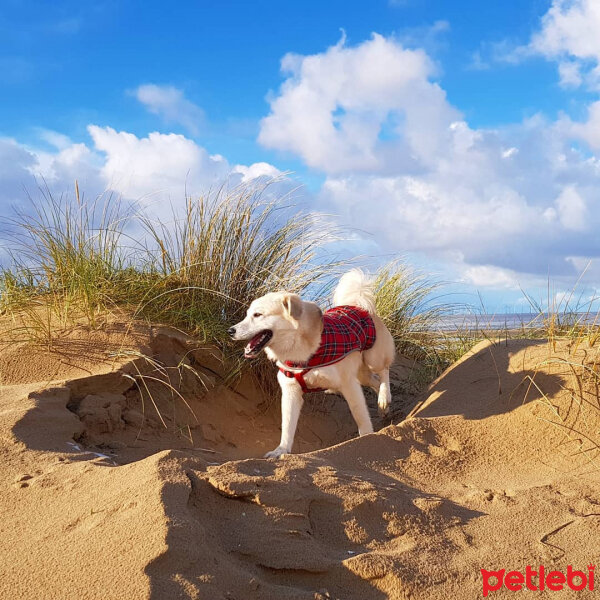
[{"x1": 0, "y1": 323, "x2": 599, "y2": 599}]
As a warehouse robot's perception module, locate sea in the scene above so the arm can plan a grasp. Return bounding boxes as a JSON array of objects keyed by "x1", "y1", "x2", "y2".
[{"x1": 436, "y1": 312, "x2": 600, "y2": 332}]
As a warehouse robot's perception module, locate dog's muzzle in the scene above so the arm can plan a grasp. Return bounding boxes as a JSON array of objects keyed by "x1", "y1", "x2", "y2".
[{"x1": 244, "y1": 329, "x2": 273, "y2": 359}]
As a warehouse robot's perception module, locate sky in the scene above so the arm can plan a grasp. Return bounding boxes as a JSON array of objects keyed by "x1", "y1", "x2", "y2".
[{"x1": 2, "y1": 0, "x2": 600, "y2": 313}]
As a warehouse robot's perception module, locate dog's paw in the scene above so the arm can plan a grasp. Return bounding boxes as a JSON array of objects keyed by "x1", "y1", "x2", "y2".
[
  {"x1": 264, "y1": 446, "x2": 289, "y2": 459},
  {"x1": 378, "y1": 398, "x2": 390, "y2": 416}
]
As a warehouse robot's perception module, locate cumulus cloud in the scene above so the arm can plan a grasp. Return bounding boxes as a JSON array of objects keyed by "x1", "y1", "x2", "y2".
[
  {"x1": 134, "y1": 84, "x2": 205, "y2": 135},
  {"x1": 259, "y1": 33, "x2": 459, "y2": 174},
  {"x1": 529, "y1": 0, "x2": 600, "y2": 90},
  {"x1": 232, "y1": 162, "x2": 282, "y2": 183},
  {"x1": 555, "y1": 186, "x2": 588, "y2": 231},
  {"x1": 462, "y1": 265, "x2": 521, "y2": 290},
  {"x1": 88, "y1": 126, "x2": 231, "y2": 201},
  {"x1": 259, "y1": 33, "x2": 600, "y2": 287},
  {"x1": 0, "y1": 127, "x2": 283, "y2": 226},
  {"x1": 557, "y1": 59, "x2": 583, "y2": 88},
  {"x1": 559, "y1": 100, "x2": 600, "y2": 149},
  {"x1": 0, "y1": 138, "x2": 38, "y2": 207}
]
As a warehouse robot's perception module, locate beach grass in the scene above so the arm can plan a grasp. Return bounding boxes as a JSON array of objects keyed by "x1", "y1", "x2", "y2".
[
  {"x1": 0, "y1": 182, "x2": 336, "y2": 339},
  {"x1": 2, "y1": 182, "x2": 456, "y2": 391},
  {"x1": 2, "y1": 181, "x2": 598, "y2": 397}
]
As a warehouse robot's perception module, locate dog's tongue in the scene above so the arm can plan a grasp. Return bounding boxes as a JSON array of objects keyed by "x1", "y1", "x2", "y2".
[
  {"x1": 244, "y1": 331, "x2": 265, "y2": 358},
  {"x1": 244, "y1": 330, "x2": 272, "y2": 359}
]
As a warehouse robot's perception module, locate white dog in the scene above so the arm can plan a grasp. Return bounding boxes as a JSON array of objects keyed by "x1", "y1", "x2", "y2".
[{"x1": 229, "y1": 269, "x2": 395, "y2": 458}]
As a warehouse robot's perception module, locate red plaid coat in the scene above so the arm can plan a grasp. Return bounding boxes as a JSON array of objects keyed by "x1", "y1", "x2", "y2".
[{"x1": 280, "y1": 305, "x2": 377, "y2": 393}]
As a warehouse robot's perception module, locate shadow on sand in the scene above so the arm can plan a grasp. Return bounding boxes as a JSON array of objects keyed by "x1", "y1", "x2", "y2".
[
  {"x1": 410, "y1": 339, "x2": 563, "y2": 421},
  {"x1": 144, "y1": 443, "x2": 485, "y2": 600}
]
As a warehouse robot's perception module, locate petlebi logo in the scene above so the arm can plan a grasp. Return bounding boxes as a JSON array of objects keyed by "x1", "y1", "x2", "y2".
[{"x1": 481, "y1": 565, "x2": 595, "y2": 596}]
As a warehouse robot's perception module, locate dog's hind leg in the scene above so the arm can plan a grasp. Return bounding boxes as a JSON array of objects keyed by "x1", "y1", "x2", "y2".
[
  {"x1": 340, "y1": 380, "x2": 373, "y2": 436},
  {"x1": 363, "y1": 318, "x2": 395, "y2": 416},
  {"x1": 358, "y1": 365, "x2": 380, "y2": 394},
  {"x1": 375, "y1": 368, "x2": 392, "y2": 416}
]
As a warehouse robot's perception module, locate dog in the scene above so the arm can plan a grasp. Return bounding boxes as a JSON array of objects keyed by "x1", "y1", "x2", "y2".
[{"x1": 228, "y1": 269, "x2": 395, "y2": 458}]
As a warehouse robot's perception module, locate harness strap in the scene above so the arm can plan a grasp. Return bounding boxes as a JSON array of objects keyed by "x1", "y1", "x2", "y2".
[{"x1": 279, "y1": 368, "x2": 325, "y2": 394}]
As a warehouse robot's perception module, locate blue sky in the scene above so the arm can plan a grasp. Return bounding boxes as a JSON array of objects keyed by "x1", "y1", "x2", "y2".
[{"x1": 2, "y1": 0, "x2": 600, "y2": 313}]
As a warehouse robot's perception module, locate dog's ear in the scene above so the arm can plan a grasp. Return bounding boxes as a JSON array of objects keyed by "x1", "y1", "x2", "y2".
[
  {"x1": 281, "y1": 294, "x2": 303, "y2": 327},
  {"x1": 303, "y1": 301, "x2": 323, "y2": 333}
]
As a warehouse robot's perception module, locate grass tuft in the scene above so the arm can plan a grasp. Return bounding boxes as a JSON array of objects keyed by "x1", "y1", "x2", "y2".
[
  {"x1": 134, "y1": 181, "x2": 343, "y2": 344},
  {"x1": 1, "y1": 186, "x2": 134, "y2": 345},
  {"x1": 0, "y1": 181, "x2": 344, "y2": 389},
  {"x1": 373, "y1": 261, "x2": 475, "y2": 383}
]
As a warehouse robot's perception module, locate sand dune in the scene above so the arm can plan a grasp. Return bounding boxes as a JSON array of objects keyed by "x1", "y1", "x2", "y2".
[{"x1": 1, "y1": 324, "x2": 599, "y2": 599}]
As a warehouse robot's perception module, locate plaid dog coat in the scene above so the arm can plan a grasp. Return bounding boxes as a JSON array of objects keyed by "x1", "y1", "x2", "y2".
[{"x1": 279, "y1": 305, "x2": 377, "y2": 393}]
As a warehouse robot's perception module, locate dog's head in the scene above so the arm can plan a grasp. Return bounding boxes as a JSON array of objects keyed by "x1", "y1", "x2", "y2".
[{"x1": 228, "y1": 292, "x2": 322, "y2": 360}]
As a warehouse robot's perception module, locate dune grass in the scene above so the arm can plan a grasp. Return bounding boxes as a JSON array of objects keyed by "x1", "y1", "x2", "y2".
[
  {"x1": 0, "y1": 182, "x2": 460, "y2": 365},
  {"x1": 8, "y1": 180, "x2": 598, "y2": 397},
  {"x1": 0, "y1": 182, "x2": 339, "y2": 346},
  {"x1": 134, "y1": 184, "x2": 342, "y2": 345},
  {"x1": 0, "y1": 184, "x2": 135, "y2": 343},
  {"x1": 521, "y1": 321, "x2": 600, "y2": 473},
  {"x1": 0, "y1": 181, "x2": 348, "y2": 413},
  {"x1": 372, "y1": 261, "x2": 467, "y2": 383},
  {"x1": 526, "y1": 278, "x2": 600, "y2": 470}
]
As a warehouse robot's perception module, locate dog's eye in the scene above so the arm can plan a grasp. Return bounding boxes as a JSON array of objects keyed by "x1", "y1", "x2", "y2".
[{"x1": 253, "y1": 312, "x2": 262, "y2": 318}]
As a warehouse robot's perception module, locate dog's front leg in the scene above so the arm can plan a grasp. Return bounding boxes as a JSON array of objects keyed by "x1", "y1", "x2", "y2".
[
  {"x1": 340, "y1": 380, "x2": 374, "y2": 436},
  {"x1": 264, "y1": 374, "x2": 304, "y2": 459}
]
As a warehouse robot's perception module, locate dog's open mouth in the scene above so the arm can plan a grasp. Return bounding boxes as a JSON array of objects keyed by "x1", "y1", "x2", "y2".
[{"x1": 244, "y1": 329, "x2": 273, "y2": 359}]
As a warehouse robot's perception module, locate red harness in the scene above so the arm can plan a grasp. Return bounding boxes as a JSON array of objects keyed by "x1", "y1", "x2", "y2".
[{"x1": 279, "y1": 305, "x2": 376, "y2": 393}]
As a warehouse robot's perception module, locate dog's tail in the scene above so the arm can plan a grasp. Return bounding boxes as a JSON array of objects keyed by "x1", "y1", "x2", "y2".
[{"x1": 332, "y1": 269, "x2": 376, "y2": 314}]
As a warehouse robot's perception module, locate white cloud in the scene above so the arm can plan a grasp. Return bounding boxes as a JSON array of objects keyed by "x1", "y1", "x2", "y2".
[
  {"x1": 529, "y1": 0, "x2": 600, "y2": 90},
  {"x1": 0, "y1": 127, "x2": 283, "y2": 227},
  {"x1": 555, "y1": 185, "x2": 588, "y2": 230},
  {"x1": 134, "y1": 84, "x2": 205, "y2": 135},
  {"x1": 475, "y1": 1, "x2": 600, "y2": 85},
  {"x1": 527, "y1": 1, "x2": 600, "y2": 151},
  {"x1": 474, "y1": 39, "x2": 531, "y2": 68},
  {"x1": 259, "y1": 33, "x2": 459, "y2": 174},
  {"x1": 259, "y1": 34, "x2": 600, "y2": 285},
  {"x1": 462, "y1": 265, "x2": 520, "y2": 290},
  {"x1": 88, "y1": 126, "x2": 230, "y2": 201},
  {"x1": 35, "y1": 128, "x2": 73, "y2": 150},
  {"x1": 530, "y1": 0, "x2": 600, "y2": 60},
  {"x1": 468, "y1": 50, "x2": 490, "y2": 71},
  {"x1": 0, "y1": 138, "x2": 38, "y2": 207},
  {"x1": 560, "y1": 100, "x2": 600, "y2": 149},
  {"x1": 557, "y1": 59, "x2": 583, "y2": 87},
  {"x1": 233, "y1": 162, "x2": 282, "y2": 183}
]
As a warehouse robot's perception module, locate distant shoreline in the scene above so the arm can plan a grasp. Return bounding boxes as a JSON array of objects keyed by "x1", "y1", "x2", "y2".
[{"x1": 436, "y1": 312, "x2": 600, "y2": 331}]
